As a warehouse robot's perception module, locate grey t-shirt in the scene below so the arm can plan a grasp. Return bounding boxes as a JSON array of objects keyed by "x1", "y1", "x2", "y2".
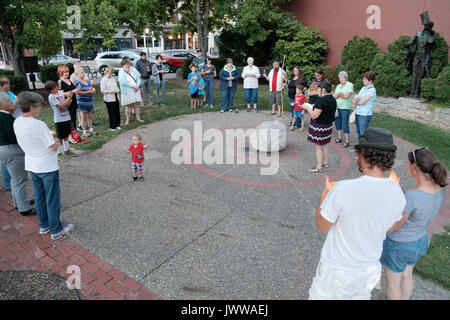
[
  {"x1": 388, "y1": 188, "x2": 445, "y2": 242},
  {"x1": 201, "y1": 64, "x2": 216, "y2": 81},
  {"x1": 49, "y1": 93, "x2": 71, "y2": 123}
]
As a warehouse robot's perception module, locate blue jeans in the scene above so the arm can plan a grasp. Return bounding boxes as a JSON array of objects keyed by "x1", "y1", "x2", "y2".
[
  {"x1": 30, "y1": 170, "x2": 62, "y2": 235},
  {"x1": 1, "y1": 163, "x2": 11, "y2": 189},
  {"x1": 155, "y1": 81, "x2": 166, "y2": 104},
  {"x1": 205, "y1": 79, "x2": 214, "y2": 105},
  {"x1": 289, "y1": 97, "x2": 301, "y2": 128},
  {"x1": 140, "y1": 78, "x2": 151, "y2": 103},
  {"x1": 221, "y1": 87, "x2": 236, "y2": 111},
  {"x1": 335, "y1": 109, "x2": 350, "y2": 134},
  {"x1": 244, "y1": 88, "x2": 258, "y2": 105},
  {"x1": 356, "y1": 114, "x2": 372, "y2": 140}
]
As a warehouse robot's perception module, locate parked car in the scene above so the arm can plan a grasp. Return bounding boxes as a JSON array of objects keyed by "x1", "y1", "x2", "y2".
[
  {"x1": 0, "y1": 58, "x2": 6, "y2": 70},
  {"x1": 160, "y1": 49, "x2": 200, "y2": 72},
  {"x1": 94, "y1": 50, "x2": 169, "y2": 76},
  {"x1": 38, "y1": 55, "x2": 80, "y2": 66}
]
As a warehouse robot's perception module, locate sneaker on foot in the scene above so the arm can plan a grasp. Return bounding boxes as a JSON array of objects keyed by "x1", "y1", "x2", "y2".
[
  {"x1": 254, "y1": 108, "x2": 258, "y2": 113},
  {"x1": 65, "y1": 149, "x2": 79, "y2": 157},
  {"x1": 82, "y1": 131, "x2": 91, "y2": 138},
  {"x1": 137, "y1": 119, "x2": 145, "y2": 123},
  {"x1": 51, "y1": 224, "x2": 74, "y2": 240},
  {"x1": 124, "y1": 121, "x2": 129, "y2": 126},
  {"x1": 39, "y1": 227, "x2": 50, "y2": 235},
  {"x1": 138, "y1": 176, "x2": 144, "y2": 182},
  {"x1": 235, "y1": 109, "x2": 239, "y2": 113},
  {"x1": 130, "y1": 176, "x2": 138, "y2": 182},
  {"x1": 77, "y1": 125, "x2": 83, "y2": 132},
  {"x1": 89, "y1": 128, "x2": 98, "y2": 135},
  {"x1": 109, "y1": 128, "x2": 116, "y2": 132},
  {"x1": 58, "y1": 153, "x2": 68, "y2": 162},
  {"x1": 20, "y1": 208, "x2": 36, "y2": 216},
  {"x1": 210, "y1": 105, "x2": 214, "y2": 109},
  {"x1": 220, "y1": 110, "x2": 224, "y2": 113},
  {"x1": 229, "y1": 109, "x2": 233, "y2": 112},
  {"x1": 116, "y1": 126, "x2": 122, "y2": 130},
  {"x1": 247, "y1": 108, "x2": 250, "y2": 112}
]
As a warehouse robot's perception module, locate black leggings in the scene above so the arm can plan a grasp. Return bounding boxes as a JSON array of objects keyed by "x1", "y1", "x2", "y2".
[
  {"x1": 68, "y1": 105, "x2": 77, "y2": 129},
  {"x1": 105, "y1": 97, "x2": 121, "y2": 129}
]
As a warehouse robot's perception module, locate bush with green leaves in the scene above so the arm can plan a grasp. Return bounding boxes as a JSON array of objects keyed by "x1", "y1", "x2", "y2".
[
  {"x1": 274, "y1": 23, "x2": 328, "y2": 82},
  {"x1": 39, "y1": 64, "x2": 74, "y2": 83},
  {"x1": 421, "y1": 65, "x2": 450, "y2": 103},
  {"x1": 370, "y1": 35, "x2": 411, "y2": 97},
  {"x1": 340, "y1": 35, "x2": 381, "y2": 90},
  {"x1": 429, "y1": 33, "x2": 449, "y2": 78},
  {"x1": 0, "y1": 70, "x2": 28, "y2": 93}
]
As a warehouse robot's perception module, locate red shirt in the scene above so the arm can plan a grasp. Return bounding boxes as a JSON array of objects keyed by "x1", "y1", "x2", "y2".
[
  {"x1": 294, "y1": 94, "x2": 306, "y2": 112},
  {"x1": 271, "y1": 69, "x2": 279, "y2": 92},
  {"x1": 128, "y1": 143, "x2": 144, "y2": 163}
]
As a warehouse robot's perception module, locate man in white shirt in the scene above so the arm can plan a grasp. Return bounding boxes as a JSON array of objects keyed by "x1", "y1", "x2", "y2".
[
  {"x1": 309, "y1": 128, "x2": 406, "y2": 300},
  {"x1": 263, "y1": 61, "x2": 287, "y2": 117},
  {"x1": 14, "y1": 92, "x2": 74, "y2": 241}
]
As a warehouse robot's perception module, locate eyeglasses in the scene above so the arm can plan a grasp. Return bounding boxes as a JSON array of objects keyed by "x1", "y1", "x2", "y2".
[{"x1": 411, "y1": 146, "x2": 428, "y2": 163}]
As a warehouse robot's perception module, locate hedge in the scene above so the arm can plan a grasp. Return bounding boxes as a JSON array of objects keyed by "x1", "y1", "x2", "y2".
[
  {"x1": 420, "y1": 65, "x2": 450, "y2": 103},
  {"x1": 0, "y1": 70, "x2": 28, "y2": 93},
  {"x1": 39, "y1": 63, "x2": 75, "y2": 83},
  {"x1": 182, "y1": 57, "x2": 228, "y2": 79}
]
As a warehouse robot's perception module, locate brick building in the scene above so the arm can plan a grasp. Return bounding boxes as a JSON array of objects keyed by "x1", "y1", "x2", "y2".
[{"x1": 284, "y1": 0, "x2": 450, "y2": 66}]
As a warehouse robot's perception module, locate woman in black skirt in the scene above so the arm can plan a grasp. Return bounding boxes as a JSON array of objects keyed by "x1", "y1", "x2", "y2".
[
  {"x1": 305, "y1": 81, "x2": 337, "y2": 173},
  {"x1": 100, "y1": 66, "x2": 121, "y2": 131},
  {"x1": 57, "y1": 65, "x2": 78, "y2": 130}
]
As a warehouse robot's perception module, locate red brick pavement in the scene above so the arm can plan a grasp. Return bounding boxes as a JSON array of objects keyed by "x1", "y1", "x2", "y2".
[{"x1": 0, "y1": 192, "x2": 161, "y2": 300}]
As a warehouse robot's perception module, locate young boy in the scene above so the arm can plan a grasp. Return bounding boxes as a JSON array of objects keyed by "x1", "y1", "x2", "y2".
[
  {"x1": 291, "y1": 85, "x2": 306, "y2": 132},
  {"x1": 198, "y1": 76, "x2": 205, "y2": 108},
  {"x1": 123, "y1": 134, "x2": 150, "y2": 182},
  {"x1": 45, "y1": 80, "x2": 75, "y2": 160},
  {"x1": 187, "y1": 64, "x2": 200, "y2": 109}
]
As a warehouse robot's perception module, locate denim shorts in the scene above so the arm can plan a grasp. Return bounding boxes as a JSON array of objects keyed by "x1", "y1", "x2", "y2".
[{"x1": 380, "y1": 235, "x2": 429, "y2": 273}]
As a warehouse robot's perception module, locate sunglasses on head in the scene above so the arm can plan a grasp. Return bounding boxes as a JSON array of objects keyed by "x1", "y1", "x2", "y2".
[{"x1": 411, "y1": 146, "x2": 429, "y2": 163}]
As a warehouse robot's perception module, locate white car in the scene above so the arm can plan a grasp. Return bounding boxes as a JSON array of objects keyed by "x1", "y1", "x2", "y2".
[
  {"x1": 39, "y1": 55, "x2": 80, "y2": 66},
  {"x1": 0, "y1": 58, "x2": 6, "y2": 70}
]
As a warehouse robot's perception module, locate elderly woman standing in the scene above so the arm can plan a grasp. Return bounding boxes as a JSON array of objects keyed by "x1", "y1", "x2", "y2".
[
  {"x1": 0, "y1": 92, "x2": 35, "y2": 216},
  {"x1": 100, "y1": 66, "x2": 121, "y2": 131},
  {"x1": 119, "y1": 59, "x2": 143, "y2": 125},
  {"x1": 219, "y1": 58, "x2": 240, "y2": 113},
  {"x1": 13, "y1": 92, "x2": 74, "y2": 240},
  {"x1": 353, "y1": 71, "x2": 376, "y2": 140},
  {"x1": 74, "y1": 68, "x2": 96, "y2": 138},
  {"x1": 333, "y1": 71, "x2": 354, "y2": 148},
  {"x1": 241, "y1": 57, "x2": 261, "y2": 113}
]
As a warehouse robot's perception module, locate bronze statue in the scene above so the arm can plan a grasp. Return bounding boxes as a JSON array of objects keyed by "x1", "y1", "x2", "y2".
[{"x1": 404, "y1": 11, "x2": 437, "y2": 98}]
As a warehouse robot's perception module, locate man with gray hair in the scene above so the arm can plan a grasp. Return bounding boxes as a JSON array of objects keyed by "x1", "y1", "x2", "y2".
[
  {"x1": 13, "y1": 92, "x2": 74, "y2": 240},
  {"x1": 263, "y1": 61, "x2": 287, "y2": 117},
  {"x1": 0, "y1": 92, "x2": 35, "y2": 215}
]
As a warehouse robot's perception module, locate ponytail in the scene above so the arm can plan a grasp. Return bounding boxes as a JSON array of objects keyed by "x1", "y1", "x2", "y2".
[{"x1": 431, "y1": 162, "x2": 448, "y2": 187}]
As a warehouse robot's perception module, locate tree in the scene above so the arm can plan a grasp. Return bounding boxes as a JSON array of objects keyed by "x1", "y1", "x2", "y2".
[{"x1": 21, "y1": 3, "x2": 66, "y2": 66}]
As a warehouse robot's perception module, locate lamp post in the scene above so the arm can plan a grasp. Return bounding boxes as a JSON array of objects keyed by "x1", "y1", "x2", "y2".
[{"x1": 142, "y1": 28, "x2": 150, "y2": 55}]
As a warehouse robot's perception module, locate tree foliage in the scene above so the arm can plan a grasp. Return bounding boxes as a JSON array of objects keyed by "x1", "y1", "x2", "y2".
[{"x1": 340, "y1": 35, "x2": 381, "y2": 90}]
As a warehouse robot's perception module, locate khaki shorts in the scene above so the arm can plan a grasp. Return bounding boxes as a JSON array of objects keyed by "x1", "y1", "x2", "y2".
[
  {"x1": 308, "y1": 261, "x2": 381, "y2": 300},
  {"x1": 269, "y1": 91, "x2": 282, "y2": 106}
]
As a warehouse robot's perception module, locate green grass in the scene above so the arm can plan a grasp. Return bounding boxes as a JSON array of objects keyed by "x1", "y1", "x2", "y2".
[
  {"x1": 371, "y1": 113, "x2": 450, "y2": 169},
  {"x1": 38, "y1": 81, "x2": 289, "y2": 151},
  {"x1": 414, "y1": 226, "x2": 450, "y2": 290}
]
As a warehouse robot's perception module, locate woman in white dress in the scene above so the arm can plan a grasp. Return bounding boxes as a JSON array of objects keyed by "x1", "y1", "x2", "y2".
[{"x1": 118, "y1": 59, "x2": 143, "y2": 125}]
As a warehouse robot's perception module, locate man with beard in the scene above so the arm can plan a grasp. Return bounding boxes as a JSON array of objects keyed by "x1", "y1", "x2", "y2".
[
  {"x1": 263, "y1": 61, "x2": 287, "y2": 117},
  {"x1": 309, "y1": 128, "x2": 406, "y2": 300}
]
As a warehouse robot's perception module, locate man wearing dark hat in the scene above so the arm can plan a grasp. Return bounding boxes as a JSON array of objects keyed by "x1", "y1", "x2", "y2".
[{"x1": 309, "y1": 128, "x2": 406, "y2": 300}]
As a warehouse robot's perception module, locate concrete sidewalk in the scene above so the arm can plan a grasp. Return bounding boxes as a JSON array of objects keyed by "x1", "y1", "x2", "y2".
[{"x1": 1, "y1": 111, "x2": 449, "y2": 299}]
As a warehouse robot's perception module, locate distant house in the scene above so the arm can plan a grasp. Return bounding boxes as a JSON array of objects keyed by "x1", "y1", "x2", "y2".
[{"x1": 284, "y1": 0, "x2": 450, "y2": 66}]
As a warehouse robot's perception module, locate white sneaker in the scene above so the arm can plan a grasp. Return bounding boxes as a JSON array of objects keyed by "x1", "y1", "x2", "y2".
[
  {"x1": 109, "y1": 128, "x2": 116, "y2": 132},
  {"x1": 116, "y1": 126, "x2": 122, "y2": 130},
  {"x1": 51, "y1": 224, "x2": 74, "y2": 240}
]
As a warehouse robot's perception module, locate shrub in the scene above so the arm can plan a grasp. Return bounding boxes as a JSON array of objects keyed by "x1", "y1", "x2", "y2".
[
  {"x1": 420, "y1": 65, "x2": 450, "y2": 103},
  {"x1": 370, "y1": 35, "x2": 411, "y2": 97},
  {"x1": 39, "y1": 63, "x2": 74, "y2": 83},
  {"x1": 430, "y1": 33, "x2": 449, "y2": 78},
  {"x1": 274, "y1": 24, "x2": 328, "y2": 82},
  {"x1": 0, "y1": 70, "x2": 28, "y2": 93},
  {"x1": 322, "y1": 65, "x2": 341, "y2": 87},
  {"x1": 182, "y1": 57, "x2": 228, "y2": 79},
  {"x1": 341, "y1": 35, "x2": 381, "y2": 90}
]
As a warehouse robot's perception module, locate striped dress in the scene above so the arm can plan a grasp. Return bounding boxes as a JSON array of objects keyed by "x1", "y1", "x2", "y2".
[{"x1": 306, "y1": 95, "x2": 336, "y2": 146}]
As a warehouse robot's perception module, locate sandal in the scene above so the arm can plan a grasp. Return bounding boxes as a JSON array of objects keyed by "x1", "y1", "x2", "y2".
[
  {"x1": 322, "y1": 163, "x2": 329, "y2": 169},
  {"x1": 334, "y1": 138, "x2": 343, "y2": 143},
  {"x1": 309, "y1": 166, "x2": 323, "y2": 173},
  {"x1": 341, "y1": 142, "x2": 350, "y2": 148},
  {"x1": 270, "y1": 112, "x2": 276, "y2": 115}
]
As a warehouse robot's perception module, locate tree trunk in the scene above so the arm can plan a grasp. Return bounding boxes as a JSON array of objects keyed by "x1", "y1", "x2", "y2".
[{"x1": 9, "y1": 42, "x2": 26, "y2": 77}]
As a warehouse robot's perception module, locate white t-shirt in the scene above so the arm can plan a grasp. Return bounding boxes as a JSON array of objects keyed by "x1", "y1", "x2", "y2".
[
  {"x1": 267, "y1": 68, "x2": 286, "y2": 92},
  {"x1": 319, "y1": 175, "x2": 406, "y2": 270},
  {"x1": 100, "y1": 76, "x2": 119, "y2": 102},
  {"x1": 241, "y1": 65, "x2": 261, "y2": 89},
  {"x1": 49, "y1": 93, "x2": 71, "y2": 123},
  {"x1": 13, "y1": 116, "x2": 58, "y2": 173}
]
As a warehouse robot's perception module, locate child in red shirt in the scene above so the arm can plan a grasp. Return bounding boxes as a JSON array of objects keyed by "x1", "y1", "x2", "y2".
[
  {"x1": 291, "y1": 85, "x2": 306, "y2": 132},
  {"x1": 123, "y1": 134, "x2": 150, "y2": 181}
]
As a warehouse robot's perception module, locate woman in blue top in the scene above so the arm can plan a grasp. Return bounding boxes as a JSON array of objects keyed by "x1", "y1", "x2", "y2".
[
  {"x1": 74, "y1": 69, "x2": 96, "y2": 138},
  {"x1": 353, "y1": 71, "x2": 376, "y2": 139},
  {"x1": 219, "y1": 58, "x2": 240, "y2": 113},
  {"x1": 381, "y1": 147, "x2": 447, "y2": 300}
]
